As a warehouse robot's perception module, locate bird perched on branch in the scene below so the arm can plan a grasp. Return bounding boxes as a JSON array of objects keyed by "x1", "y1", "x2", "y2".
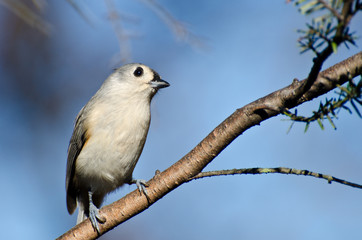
[{"x1": 66, "y1": 63, "x2": 170, "y2": 232}]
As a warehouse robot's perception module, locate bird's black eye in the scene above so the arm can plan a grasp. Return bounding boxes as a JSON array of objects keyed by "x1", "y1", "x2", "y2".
[{"x1": 133, "y1": 67, "x2": 143, "y2": 77}]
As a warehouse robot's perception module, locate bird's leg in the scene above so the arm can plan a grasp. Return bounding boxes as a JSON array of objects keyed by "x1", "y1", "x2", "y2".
[
  {"x1": 129, "y1": 179, "x2": 150, "y2": 202},
  {"x1": 88, "y1": 191, "x2": 105, "y2": 233}
]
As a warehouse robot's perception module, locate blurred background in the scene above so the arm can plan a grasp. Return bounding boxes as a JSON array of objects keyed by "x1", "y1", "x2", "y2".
[{"x1": 0, "y1": 1, "x2": 361, "y2": 239}]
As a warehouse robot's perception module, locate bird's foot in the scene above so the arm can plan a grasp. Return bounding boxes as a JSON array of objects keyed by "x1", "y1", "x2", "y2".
[
  {"x1": 88, "y1": 192, "x2": 105, "y2": 234},
  {"x1": 130, "y1": 179, "x2": 151, "y2": 203}
]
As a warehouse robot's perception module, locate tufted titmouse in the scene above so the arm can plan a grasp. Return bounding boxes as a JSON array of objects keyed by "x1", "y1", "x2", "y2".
[{"x1": 66, "y1": 63, "x2": 169, "y2": 232}]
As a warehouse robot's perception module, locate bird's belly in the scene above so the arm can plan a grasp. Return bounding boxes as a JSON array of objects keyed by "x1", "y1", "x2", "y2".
[{"x1": 75, "y1": 128, "x2": 146, "y2": 194}]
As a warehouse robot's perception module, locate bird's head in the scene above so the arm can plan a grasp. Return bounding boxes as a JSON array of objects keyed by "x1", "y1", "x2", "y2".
[{"x1": 105, "y1": 63, "x2": 170, "y2": 100}]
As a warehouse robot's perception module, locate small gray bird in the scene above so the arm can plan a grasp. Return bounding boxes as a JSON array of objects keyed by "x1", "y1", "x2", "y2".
[{"x1": 66, "y1": 63, "x2": 169, "y2": 232}]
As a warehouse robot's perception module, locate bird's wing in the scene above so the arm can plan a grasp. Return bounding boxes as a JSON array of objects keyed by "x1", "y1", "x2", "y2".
[{"x1": 66, "y1": 106, "x2": 90, "y2": 214}]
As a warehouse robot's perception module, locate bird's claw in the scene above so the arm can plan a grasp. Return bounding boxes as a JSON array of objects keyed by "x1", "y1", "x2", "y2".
[
  {"x1": 130, "y1": 179, "x2": 151, "y2": 203},
  {"x1": 131, "y1": 179, "x2": 149, "y2": 196}
]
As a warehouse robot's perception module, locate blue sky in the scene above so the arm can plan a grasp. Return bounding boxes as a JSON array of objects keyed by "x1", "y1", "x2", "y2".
[{"x1": 0, "y1": 1, "x2": 361, "y2": 239}]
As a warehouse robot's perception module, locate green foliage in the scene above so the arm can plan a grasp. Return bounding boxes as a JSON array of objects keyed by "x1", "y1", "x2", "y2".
[
  {"x1": 284, "y1": 77, "x2": 362, "y2": 132},
  {"x1": 294, "y1": 0, "x2": 357, "y2": 54},
  {"x1": 285, "y1": 0, "x2": 361, "y2": 132},
  {"x1": 295, "y1": 0, "x2": 343, "y2": 16}
]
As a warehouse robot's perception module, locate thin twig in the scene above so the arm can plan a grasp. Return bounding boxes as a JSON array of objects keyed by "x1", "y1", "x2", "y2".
[
  {"x1": 189, "y1": 167, "x2": 362, "y2": 189},
  {"x1": 104, "y1": 0, "x2": 132, "y2": 64},
  {"x1": 317, "y1": 0, "x2": 343, "y2": 21},
  {"x1": 138, "y1": 0, "x2": 205, "y2": 49},
  {"x1": 0, "y1": 0, "x2": 52, "y2": 35},
  {"x1": 66, "y1": 0, "x2": 97, "y2": 27}
]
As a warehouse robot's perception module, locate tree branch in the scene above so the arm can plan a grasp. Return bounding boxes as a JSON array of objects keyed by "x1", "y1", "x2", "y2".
[
  {"x1": 293, "y1": 1, "x2": 356, "y2": 102},
  {"x1": 188, "y1": 167, "x2": 362, "y2": 189},
  {"x1": 57, "y1": 51, "x2": 362, "y2": 240}
]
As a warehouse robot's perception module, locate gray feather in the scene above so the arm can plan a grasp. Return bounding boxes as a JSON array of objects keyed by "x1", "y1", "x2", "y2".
[{"x1": 66, "y1": 106, "x2": 89, "y2": 214}]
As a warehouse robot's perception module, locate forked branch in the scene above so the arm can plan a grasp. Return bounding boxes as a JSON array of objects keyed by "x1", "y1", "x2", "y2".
[{"x1": 57, "y1": 51, "x2": 362, "y2": 240}]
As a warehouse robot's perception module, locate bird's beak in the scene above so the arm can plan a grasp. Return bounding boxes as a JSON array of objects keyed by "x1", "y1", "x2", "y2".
[{"x1": 150, "y1": 79, "x2": 170, "y2": 89}]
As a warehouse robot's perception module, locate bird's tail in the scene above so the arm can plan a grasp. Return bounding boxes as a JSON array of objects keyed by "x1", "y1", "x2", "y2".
[{"x1": 76, "y1": 203, "x2": 87, "y2": 224}]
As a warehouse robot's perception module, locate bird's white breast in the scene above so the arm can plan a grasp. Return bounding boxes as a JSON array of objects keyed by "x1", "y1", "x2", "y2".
[{"x1": 75, "y1": 96, "x2": 151, "y2": 194}]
